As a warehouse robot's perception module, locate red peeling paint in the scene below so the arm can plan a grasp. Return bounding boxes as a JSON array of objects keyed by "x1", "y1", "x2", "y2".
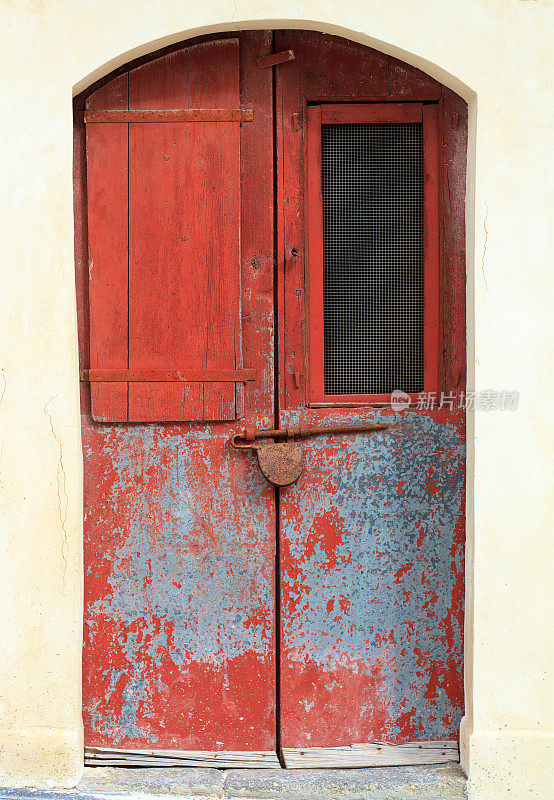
[
  {"x1": 394, "y1": 563, "x2": 414, "y2": 582},
  {"x1": 302, "y1": 507, "x2": 349, "y2": 572}
]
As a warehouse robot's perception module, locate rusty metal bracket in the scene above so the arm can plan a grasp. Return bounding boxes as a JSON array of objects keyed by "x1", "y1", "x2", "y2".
[
  {"x1": 257, "y1": 50, "x2": 295, "y2": 68},
  {"x1": 230, "y1": 422, "x2": 395, "y2": 486},
  {"x1": 81, "y1": 368, "x2": 256, "y2": 383}
]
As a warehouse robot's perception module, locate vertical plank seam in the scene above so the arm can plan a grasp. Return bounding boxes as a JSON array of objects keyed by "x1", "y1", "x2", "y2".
[{"x1": 272, "y1": 30, "x2": 284, "y2": 769}]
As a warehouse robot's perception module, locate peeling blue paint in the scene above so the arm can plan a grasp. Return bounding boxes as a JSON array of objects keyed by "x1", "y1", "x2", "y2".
[
  {"x1": 83, "y1": 422, "x2": 276, "y2": 745},
  {"x1": 279, "y1": 410, "x2": 465, "y2": 741}
]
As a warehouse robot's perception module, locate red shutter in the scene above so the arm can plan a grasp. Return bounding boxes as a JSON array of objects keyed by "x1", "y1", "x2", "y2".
[{"x1": 85, "y1": 40, "x2": 245, "y2": 422}]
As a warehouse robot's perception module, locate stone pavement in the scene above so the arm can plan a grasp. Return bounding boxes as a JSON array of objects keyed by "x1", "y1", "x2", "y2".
[{"x1": 0, "y1": 764, "x2": 466, "y2": 800}]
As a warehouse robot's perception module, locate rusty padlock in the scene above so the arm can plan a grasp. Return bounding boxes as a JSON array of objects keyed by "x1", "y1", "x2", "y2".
[{"x1": 229, "y1": 422, "x2": 393, "y2": 487}]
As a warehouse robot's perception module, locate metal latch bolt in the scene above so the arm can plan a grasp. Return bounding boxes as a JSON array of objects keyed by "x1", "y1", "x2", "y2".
[{"x1": 230, "y1": 422, "x2": 395, "y2": 486}]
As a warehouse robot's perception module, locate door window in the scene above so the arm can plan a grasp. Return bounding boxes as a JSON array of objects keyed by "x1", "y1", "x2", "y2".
[{"x1": 306, "y1": 104, "x2": 440, "y2": 404}]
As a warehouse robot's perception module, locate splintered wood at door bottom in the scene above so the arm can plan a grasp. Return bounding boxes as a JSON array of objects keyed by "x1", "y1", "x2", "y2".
[
  {"x1": 85, "y1": 740, "x2": 458, "y2": 768},
  {"x1": 85, "y1": 747, "x2": 281, "y2": 768},
  {"x1": 282, "y1": 740, "x2": 459, "y2": 768}
]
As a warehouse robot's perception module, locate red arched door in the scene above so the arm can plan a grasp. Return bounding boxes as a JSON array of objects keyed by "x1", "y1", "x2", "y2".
[{"x1": 76, "y1": 30, "x2": 466, "y2": 768}]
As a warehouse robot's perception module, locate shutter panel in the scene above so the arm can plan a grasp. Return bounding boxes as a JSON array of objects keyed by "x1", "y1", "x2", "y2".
[{"x1": 86, "y1": 40, "x2": 244, "y2": 422}]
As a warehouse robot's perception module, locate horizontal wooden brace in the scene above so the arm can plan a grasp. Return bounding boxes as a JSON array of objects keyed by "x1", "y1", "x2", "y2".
[
  {"x1": 84, "y1": 108, "x2": 254, "y2": 123},
  {"x1": 80, "y1": 368, "x2": 256, "y2": 383}
]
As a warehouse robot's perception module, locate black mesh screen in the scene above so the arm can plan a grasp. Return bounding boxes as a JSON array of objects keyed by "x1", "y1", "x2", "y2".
[{"x1": 321, "y1": 122, "x2": 424, "y2": 395}]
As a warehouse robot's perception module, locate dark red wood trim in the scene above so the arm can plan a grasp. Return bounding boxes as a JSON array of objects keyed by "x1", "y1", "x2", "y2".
[
  {"x1": 306, "y1": 105, "x2": 325, "y2": 404},
  {"x1": 311, "y1": 393, "x2": 420, "y2": 406},
  {"x1": 423, "y1": 104, "x2": 441, "y2": 394},
  {"x1": 440, "y1": 86, "x2": 467, "y2": 394},
  {"x1": 320, "y1": 103, "x2": 422, "y2": 124},
  {"x1": 84, "y1": 108, "x2": 253, "y2": 123}
]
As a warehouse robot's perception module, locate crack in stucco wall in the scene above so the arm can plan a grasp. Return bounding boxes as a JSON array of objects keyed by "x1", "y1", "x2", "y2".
[
  {"x1": 481, "y1": 202, "x2": 488, "y2": 297},
  {"x1": 44, "y1": 395, "x2": 69, "y2": 585}
]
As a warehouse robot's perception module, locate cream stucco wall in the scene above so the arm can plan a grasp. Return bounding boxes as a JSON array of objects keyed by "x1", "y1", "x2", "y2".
[{"x1": 0, "y1": 1, "x2": 552, "y2": 798}]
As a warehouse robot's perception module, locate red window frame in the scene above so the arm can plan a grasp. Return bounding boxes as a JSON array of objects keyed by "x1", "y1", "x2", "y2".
[{"x1": 306, "y1": 102, "x2": 440, "y2": 405}]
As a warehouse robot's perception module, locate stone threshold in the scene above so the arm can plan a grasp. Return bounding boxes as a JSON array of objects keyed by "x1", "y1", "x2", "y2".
[{"x1": 0, "y1": 764, "x2": 466, "y2": 800}]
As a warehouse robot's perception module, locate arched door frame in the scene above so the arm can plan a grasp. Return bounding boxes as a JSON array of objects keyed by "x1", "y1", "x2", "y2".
[{"x1": 73, "y1": 24, "x2": 474, "y2": 775}]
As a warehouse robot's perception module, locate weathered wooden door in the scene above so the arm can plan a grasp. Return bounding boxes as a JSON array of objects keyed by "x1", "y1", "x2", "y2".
[
  {"x1": 274, "y1": 31, "x2": 466, "y2": 767},
  {"x1": 79, "y1": 33, "x2": 279, "y2": 766},
  {"x1": 77, "y1": 30, "x2": 466, "y2": 768}
]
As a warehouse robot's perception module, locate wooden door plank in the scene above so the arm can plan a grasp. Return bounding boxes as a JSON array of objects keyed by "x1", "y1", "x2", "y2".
[
  {"x1": 86, "y1": 74, "x2": 129, "y2": 421},
  {"x1": 238, "y1": 31, "x2": 276, "y2": 421},
  {"x1": 275, "y1": 30, "x2": 392, "y2": 413},
  {"x1": 189, "y1": 41, "x2": 242, "y2": 421}
]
